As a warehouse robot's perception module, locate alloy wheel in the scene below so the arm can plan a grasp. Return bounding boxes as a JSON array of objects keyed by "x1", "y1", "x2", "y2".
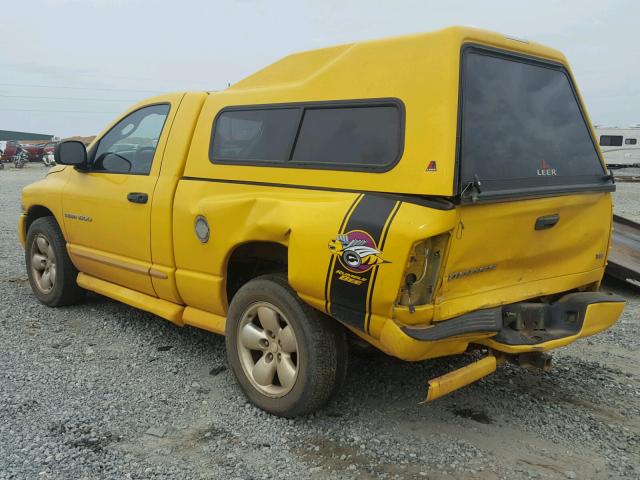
[
  {"x1": 30, "y1": 234, "x2": 56, "y2": 294},
  {"x1": 236, "y1": 302, "x2": 299, "y2": 397}
]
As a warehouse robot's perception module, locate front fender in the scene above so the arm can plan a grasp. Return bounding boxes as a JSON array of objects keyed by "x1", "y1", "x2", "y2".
[{"x1": 20, "y1": 167, "x2": 70, "y2": 244}]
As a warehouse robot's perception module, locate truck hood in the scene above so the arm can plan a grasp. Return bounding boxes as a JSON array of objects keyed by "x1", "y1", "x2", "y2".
[{"x1": 47, "y1": 165, "x2": 67, "y2": 175}]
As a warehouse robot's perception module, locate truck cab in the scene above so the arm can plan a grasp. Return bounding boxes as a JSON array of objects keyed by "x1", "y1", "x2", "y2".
[{"x1": 19, "y1": 26, "x2": 625, "y2": 417}]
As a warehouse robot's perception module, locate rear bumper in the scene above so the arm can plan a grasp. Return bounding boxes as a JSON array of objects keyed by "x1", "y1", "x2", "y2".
[
  {"x1": 479, "y1": 292, "x2": 625, "y2": 354},
  {"x1": 384, "y1": 292, "x2": 624, "y2": 360}
]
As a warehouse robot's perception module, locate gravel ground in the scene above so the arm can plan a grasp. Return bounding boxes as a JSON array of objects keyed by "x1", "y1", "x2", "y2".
[{"x1": 0, "y1": 164, "x2": 638, "y2": 480}]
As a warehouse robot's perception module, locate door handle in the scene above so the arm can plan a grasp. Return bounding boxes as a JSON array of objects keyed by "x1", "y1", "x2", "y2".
[
  {"x1": 535, "y1": 214, "x2": 560, "y2": 230},
  {"x1": 127, "y1": 192, "x2": 148, "y2": 204}
]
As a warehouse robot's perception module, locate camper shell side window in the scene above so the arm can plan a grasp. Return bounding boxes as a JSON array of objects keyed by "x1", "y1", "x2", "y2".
[{"x1": 209, "y1": 99, "x2": 404, "y2": 172}]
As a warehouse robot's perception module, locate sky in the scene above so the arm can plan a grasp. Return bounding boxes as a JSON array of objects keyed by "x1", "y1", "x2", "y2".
[{"x1": 1, "y1": 0, "x2": 638, "y2": 138}]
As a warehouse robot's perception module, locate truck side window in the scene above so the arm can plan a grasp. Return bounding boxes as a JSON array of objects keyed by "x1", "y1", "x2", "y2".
[{"x1": 92, "y1": 104, "x2": 170, "y2": 174}]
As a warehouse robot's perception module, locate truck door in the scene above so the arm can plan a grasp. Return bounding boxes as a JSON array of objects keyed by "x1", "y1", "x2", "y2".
[{"x1": 62, "y1": 96, "x2": 181, "y2": 296}]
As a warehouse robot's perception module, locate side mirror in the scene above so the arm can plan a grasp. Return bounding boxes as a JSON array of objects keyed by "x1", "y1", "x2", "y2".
[{"x1": 55, "y1": 140, "x2": 87, "y2": 167}]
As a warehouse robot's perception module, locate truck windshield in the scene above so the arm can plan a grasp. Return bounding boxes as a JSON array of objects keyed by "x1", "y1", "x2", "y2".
[{"x1": 458, "y1": 47, "x2": 611, "y2": 200}]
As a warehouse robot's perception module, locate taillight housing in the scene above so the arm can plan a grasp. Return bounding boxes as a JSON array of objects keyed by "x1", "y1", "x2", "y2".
[{"x1": 397, "y1": 234, "x2": 448, "y2": 309}]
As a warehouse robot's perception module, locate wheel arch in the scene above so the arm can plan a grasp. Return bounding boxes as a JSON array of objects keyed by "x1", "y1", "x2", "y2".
[
  {"x1": 25, "y1": 205, "x2": 58, "y2": 237},
  {"x1": 225, "y1": 241, "x2": 288, "y2": 306}
]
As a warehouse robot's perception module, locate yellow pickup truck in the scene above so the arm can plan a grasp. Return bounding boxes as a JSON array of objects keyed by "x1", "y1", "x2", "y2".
[{"x1": 19, "y1": 26, "x2": 625, "y2": 417}]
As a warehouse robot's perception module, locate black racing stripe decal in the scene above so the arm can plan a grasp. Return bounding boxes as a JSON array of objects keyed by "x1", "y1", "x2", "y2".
[
  {"x1": 379, "y1": 202, "x2": 401, "y2": 251},
  {"x1": 365, "y1": 201, "x2": 402, "y2": 333},
  {"x1": 324, "y1": 194, "x2": 363, "y2": 313},
  {"x1": 328, "y1": 195, "x2": 398, "y2": 331},
  {"x1": 323, "y1": 258, "x2": 337, "y2": 315}
]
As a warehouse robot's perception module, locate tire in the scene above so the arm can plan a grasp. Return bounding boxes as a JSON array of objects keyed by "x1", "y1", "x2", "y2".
[
  {"x1": 225, "y1": 274, "x2": 347, "y2": 417},
  {"x1": 330, "y1": 323, "x2": 349, "y2": 400},
  {"x1": 25, "y1": 217, "x2": 86, "y2": 307}
]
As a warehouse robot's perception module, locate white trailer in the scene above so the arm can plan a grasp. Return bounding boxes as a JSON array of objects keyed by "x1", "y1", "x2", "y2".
[{"x1": 594, "y1": 125, "x2": 640, "y2": 167}]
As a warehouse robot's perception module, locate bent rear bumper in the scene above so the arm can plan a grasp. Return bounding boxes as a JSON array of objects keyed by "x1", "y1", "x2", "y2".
[
  {"x1": 479, "y1": 292, "x2": 625, "y2": 353},
  {"x1": 381, "y1": 292, "x2": 624, "y2": 360}
]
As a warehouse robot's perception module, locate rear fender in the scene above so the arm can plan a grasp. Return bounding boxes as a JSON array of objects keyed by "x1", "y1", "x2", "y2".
[{"x1": 292, "y1": 194, "x2": 457, "y2": 338}]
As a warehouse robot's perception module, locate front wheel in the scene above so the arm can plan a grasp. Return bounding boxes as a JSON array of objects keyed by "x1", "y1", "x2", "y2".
[
  {"x1": 25, "y1": 217, "x2": 86, "y2": 306},
  {"x1": 226, "y1": 274, "x2": 347, "y2": 417}
]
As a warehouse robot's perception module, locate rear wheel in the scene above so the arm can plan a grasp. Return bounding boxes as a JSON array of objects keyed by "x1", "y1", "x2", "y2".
[
  {"x1": 226, "y1": 274, "x2": 347, "y2": 417},
  {"x1": 25, "y1": 217, "x2": 85, "y2": 306}
]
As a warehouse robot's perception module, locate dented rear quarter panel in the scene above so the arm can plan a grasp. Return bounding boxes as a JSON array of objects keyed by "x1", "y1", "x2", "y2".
[{"x1": 172, "y1": 180, "x2": 458, "y2": 342}]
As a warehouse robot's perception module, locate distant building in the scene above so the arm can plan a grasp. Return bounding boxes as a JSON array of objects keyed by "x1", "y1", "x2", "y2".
[
  {"x1": 63, "y1": 135, "x2": 95, "y2": 146},
  {"x1": 0, "y1": 130, "x2": 54, "y2": 141}
]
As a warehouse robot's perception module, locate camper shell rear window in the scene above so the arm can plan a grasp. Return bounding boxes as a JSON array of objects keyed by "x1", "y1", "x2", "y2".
[
  {"x1": 458, "y1": 45, "x2": 613, "y2": 202},
  {"x1": 209, "y1": 99, "x2": 404, "y2": 172}
]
